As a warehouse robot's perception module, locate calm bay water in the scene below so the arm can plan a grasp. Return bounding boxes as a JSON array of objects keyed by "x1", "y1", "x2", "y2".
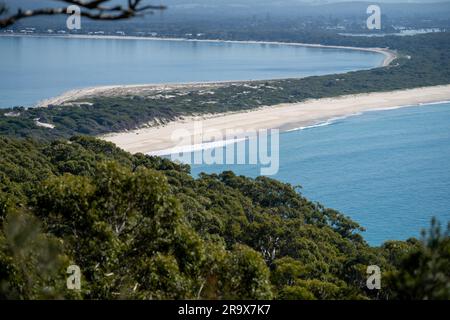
[
  {"x1": 0, "y1": 35, "x2": 383, "y2": 108},
  {"x1": 2, "y1": 35, "x2": 448, "y2": 246},
  {"x1": 189, "y1": 103, "x2": 450, "y2": 245}
]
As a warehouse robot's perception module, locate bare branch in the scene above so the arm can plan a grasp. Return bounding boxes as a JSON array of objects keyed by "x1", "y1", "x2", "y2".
[
  {"x1": 0, "y1": 3, "x2": 7, "y2": 16},
  {"x1": 0, "y1": 0, "x2": 166, "y2": 29}
]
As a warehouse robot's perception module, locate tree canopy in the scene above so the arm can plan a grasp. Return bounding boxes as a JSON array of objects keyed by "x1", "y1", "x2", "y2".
[{"x1": 0, "y1": 136, "x2": 448, "y2": 299}]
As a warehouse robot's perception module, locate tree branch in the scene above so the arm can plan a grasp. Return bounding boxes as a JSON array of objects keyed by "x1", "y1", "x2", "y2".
[
  {"x1": 0, "y1": 0, "x2": 166, "y2": 28},
  {"x1": 0, "y1": 3, "x2": 7, "y2": 16}
]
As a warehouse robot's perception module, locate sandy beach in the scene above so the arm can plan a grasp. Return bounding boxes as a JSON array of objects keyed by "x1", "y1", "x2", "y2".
[
  {"x1": 24, "y1": 35, "x2": 396, "y2": 108},
  {"x1": 3, "y1": 33, "x2": 412, "y2": 156},
  {"x1": 35, "y1": 46, "x2": 395, "y2": 108},
  {"x1": 2, "y1": 33, "x2": 396, "y2": 70},
  {"x1": 101, "y1": 85, "x2": 450, "y2": 155}
]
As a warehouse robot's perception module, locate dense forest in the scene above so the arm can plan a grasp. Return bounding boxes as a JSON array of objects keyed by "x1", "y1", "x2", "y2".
[
  {"x1": 0, "y1": 136, "x2": 449, "y2": 299},
  {"x1": 0, "y1": 14, "x2": 449, "y2": 298},
  {"x1": 1, "y1": 32, "x2": 450, "y2": 140}
]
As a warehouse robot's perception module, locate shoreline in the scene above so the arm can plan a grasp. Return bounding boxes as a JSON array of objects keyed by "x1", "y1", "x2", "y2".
[
  {"x1": 0, "y1": 33, "x2": 395, "y2": 68},
  {"x1": 101, "y1": 85, "x2": 450, "y2": 155},
  {"x1": 1, "y1": 33, "x2": 396, "y2": 108}
]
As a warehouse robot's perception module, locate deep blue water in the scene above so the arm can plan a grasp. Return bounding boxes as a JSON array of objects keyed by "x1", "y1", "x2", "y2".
[
  {"x1": 189, "y1": 103, "x2": 450, "y2": 245},
  {"x1": 2, "y1": 35, "x2": 447, "y2": 246},
  {"x1": 0, "y1": 35, "x2": 383, "y2": 108}
]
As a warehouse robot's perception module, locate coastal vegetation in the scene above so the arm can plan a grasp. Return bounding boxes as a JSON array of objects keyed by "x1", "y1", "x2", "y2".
[
  {"x1": 0, "y1": 11, "x2": 449, "y2": 298},
  {"x1": 1, "y1": 32, "x2": 450, "y2": 140},
  {"x1": 0, "y1": 136, "x2": 449, "y2": 299}
]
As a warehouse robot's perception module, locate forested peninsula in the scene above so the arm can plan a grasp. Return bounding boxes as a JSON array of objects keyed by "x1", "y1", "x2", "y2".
[
  {"x1": 1, "y1": 33, "x2": 450, "y2": 140},
  {"x1": 0, "y1": 32, "x2": 449, "y2": 299}
]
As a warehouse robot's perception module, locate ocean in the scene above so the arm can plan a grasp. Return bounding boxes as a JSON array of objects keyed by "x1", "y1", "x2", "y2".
[
  {"x1": 2, "y1": 35, "x2": 448, "y2": 246},
  {"x1": 0, "y1": 35, "x2": 383, "y2": 108},
  {"x1": 188, "y1": 103, "x2": 450, "y2": 245}
]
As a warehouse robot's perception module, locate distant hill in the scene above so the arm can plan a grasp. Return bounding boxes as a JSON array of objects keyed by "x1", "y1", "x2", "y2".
[
  {"x1": 2, "y1": 1, "x2": 449, "y2": 30},
  {"x1": 3, "y1": 0, "x2": 450, "y2": 15}
]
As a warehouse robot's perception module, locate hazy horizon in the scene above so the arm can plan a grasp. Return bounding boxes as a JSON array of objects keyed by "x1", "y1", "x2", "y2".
[{"x1": 2, "y1": 0, "x2": 450, "y2": 9}]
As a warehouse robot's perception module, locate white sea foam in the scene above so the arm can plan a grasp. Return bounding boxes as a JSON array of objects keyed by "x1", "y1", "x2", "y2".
[
  {"x1": 147, "y1": 137, "x2": 247, "y2": 157},
  {"x1": 418, "y1": 100, "x2": 450, "y2": 106},
  {"x1": 286, "y1": 113, "x2": 363, "y2": 132},
  {"x1": 285, "y1": 100, "x2": 450, "y2": 133}
]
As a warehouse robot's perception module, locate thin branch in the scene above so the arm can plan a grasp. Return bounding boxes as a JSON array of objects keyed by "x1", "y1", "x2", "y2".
[
  {"x1": 0, "y1": 3, "x2": 6, "y2": 16},
  {"x1": 0, "y1": 0, "x2": 166, "y2": 28}
]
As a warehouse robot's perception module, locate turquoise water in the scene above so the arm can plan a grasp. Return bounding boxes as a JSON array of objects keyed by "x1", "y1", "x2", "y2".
[
  {"x1": 0, "y1": 35, "x2": 383, "y2": 108},
  {"x1": 2, "y1": 35, "x2": 448, "y2": 246},
  {"x1": 189, "y1": 103, "x2": 450, "y2": 245}
]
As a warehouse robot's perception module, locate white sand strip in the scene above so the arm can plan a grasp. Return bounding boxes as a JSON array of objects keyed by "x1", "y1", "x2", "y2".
[{"x1": 101, "y1": 85, "x2": 450, "y2": 154}]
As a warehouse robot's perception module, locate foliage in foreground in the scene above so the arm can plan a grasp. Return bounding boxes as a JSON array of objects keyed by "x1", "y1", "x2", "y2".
[{"x1": 0, "y1": 136, "x2": 449, "y2": 299}]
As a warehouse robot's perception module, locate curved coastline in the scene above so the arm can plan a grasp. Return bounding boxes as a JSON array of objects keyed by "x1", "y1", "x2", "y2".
[
  {"x1": 0, "y1": 34, "x2": 395, "y2": 108},
  {"x1": 1, "y1": 33, "x2": 395, "y2": 69},
  {"x1": 100, "y1": 85, "x2": 450, "y2": 155},
  {"x1": 3, "y1": 33, "x2": 422, "y2": 157}
]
